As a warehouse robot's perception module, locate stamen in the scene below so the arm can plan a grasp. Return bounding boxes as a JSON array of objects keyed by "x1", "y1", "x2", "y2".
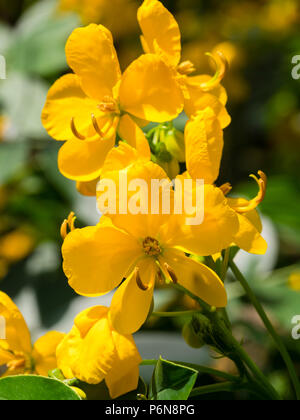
[
  {"x1": 98, "y1": 96, "x2": 117, "y2": 113},
  {"x1": 60, "y1": 212, "x2": 77, "y2": 240},
  {"x1": 143, "y1": 237, "x2": 162, "y2": 257},
  {"x1": 71, "y1": 117, "x2": 86, "y2": 140},
  {"x1": 7, "y1": 358, "x2": 26, "y2": 372},
  {"x1": 135, "y1": 268, "x2": 149, "y2": 291},
  {"x1": 91, "y1": 114, "x2": 104, "y2": 138},
  {"x1": 219, "y1": 182, "x2": 232, "y2": 196},
  {"x1": 157, "y1": 268, "x2": 165, "y2": 285},
  {"x1": 234, "y1": 171, "x2": 267, "y2": 214},
  {"x1": 164, "y1": 263, "x2": 178, "y2": 284},
  {"x1": 200, "y1": 51, "x2": 228, "y2": 92},
  {"x1": 177, "y1": 60, "x2": 196, "y2": 76}
]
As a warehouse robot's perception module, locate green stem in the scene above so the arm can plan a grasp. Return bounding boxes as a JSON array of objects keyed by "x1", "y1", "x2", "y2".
[
  {"x1": 171, "y1": 282, "x2": 280, "y2": 400},
  {"x1": 229, "y1": 260, "x2": 300, "y2": 400},
  {"x1": 189, "y1": 381, "x2": 241, "y2": 398},
  {"x1": 221, "y1": 248, "x2": 230, "y2": 281},
  {"x1": 190, "y1": 380, "x2": 264, "y2": 399}
]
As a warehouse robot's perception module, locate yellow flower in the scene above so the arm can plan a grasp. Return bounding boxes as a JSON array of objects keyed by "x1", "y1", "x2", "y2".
[
  {"x1": 61, "y1": 142, "x2": 242, "y2": 335},
  {"x1": 42, "y1": 23, "x2": 184, "y2": 182},
  {"x1": 137, "y1": 0, "x2": 231, "y2": 128},
  {"x1": 288, "y1": 273, "x2": 300, "y2": 292},
  {"x1": 184, "y1": 108, "x2": 268, "y2": 255},
  {"x1": 0, "y1": 116, "x2": 7, "y2": 142},
  {"x1": 0, "y1": 292, "x2": 64, "y2": 377},
  {"x1": 59, "y1": 0, "x2": 138, "y2": 37},
  {"x1": 0, "y1": 230, "x2": 35, "y2": 263},
  {"x1": 56, "y1": 305, "x2": 142, "y2": 399}
]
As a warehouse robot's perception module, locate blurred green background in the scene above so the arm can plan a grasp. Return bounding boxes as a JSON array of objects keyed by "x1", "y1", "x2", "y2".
[{"x1": 0, "y1": 0, "x2": 299, "y2": 399}]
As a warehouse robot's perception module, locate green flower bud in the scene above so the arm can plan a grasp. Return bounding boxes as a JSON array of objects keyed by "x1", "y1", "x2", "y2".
[
  {"x1": 158, "y1": 157, "x2": 180, "y2": 179},
  {"x1": 163, "y1": 128, "x2": 186, "y2": 163},
  {"x1": 156, "y1": 142, "x2": 173, "y2": 163},
  {"x1": 182, "y1": 314, "x2": 212, "y2": 349}
]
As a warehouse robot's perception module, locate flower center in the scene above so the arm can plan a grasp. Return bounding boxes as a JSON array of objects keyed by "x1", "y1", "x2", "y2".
[
  {"x1": 98, "y1": 96, "x2": 118, "y2": 113},
  {"x1": 143, "y1": 237, "x2": 162, "y2": 257},
  {"x1": 177, "y1": 60, "x2": 196, "y2": 75}
]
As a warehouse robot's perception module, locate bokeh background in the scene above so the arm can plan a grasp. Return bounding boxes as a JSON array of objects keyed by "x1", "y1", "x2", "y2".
[{"x1": 0, "y1": 0, "x2": 300, "y2": 399}]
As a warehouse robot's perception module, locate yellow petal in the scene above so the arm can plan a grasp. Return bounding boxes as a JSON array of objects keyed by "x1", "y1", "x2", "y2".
[
  {"x1": 234, "y1": 212, "x2": 268, "y2": 255},
  {"x1": 62, "y1": 223, "x2": 141, "y2": 296},
  {"x1": 228, "y1": 198, "x2": 263, "y2": 233},
  {"x1": 76, "y1": 178, "x2": 99, "y2": 197},
  {"x1": 65, "y1": 24, "x2": 121, "y2": 101},
  {"x1": 58, "y1": 135, "x2": 115, "y2": 182},
  {"x1": 74, "y1": 318, "x2": 116, "y2": 383},
  {"x1": 101, "y1": 142, "x2": 146, "y2": 176},
  {"x1": 57, "y1": 307, "x2": 116, "y2": 384},
  {"x1": 137, "y1": 0, "x2": 181, "y2": 67},
  {"x1": 184, "y1": 76, "x2": 231, "y2": 129},
  {"x1": 167, "y1": 183, "x2": 239, "y2": 256},
  {"x1": 42, "y1": 74, "x2": 99, "y2": 141},
  {"x1": 109, "y1": 259, "x2": 156, "y2": 335},
  {"x1": 105, "y1": 331, "x2": 141, "y2": 399},
  {"x1": 56, "y1": 326, "x2": 81, "y2": 380},
  {"x1": 119, "y1": 54, "x2": 184, "y2": 122},
  {"x1": 162, "y1": 250, "x2": 227, "y2": 307},
  {"x1": 0, "y1": 292, "x2": 31, "y2": 356},
  {"x1": 118, "y1": 115, "x2": 150, "y2": 160},
  {"x1": 74, "y1": 306, "x2": 109, "y2": 337},
  {"x1": 32, "y1": 331, "x2": 65, "y2": 376},
  {"x1": 98, "y1": 146, "x2": 171, "y2": 240},
  {"x1": 185, "y1": 109, "x2": 223, "y2": 184}
]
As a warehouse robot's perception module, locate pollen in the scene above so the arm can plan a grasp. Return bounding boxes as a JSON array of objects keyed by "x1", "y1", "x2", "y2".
[
  {"x1": 143, "y1": 237, "x2": 162, "y2": 257},
  {"x1": 177, "y1": 60, "x2": 196, "y2": 76}
]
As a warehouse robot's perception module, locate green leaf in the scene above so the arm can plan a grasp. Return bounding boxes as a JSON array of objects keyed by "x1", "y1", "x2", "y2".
[
  {"x1": 6, "y1": 0, "x2": 79, "y2": 77},
  {"x1": 0, "y1": 375, "x2": 81, "y2": 400},
  {"x1": 149, "y1": 358, "x2": 198, "y2": 400}
]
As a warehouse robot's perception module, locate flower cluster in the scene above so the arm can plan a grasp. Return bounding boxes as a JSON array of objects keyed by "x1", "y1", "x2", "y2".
[{"x1": 1, "y1": 0, "x2": 267, "y2": 399}]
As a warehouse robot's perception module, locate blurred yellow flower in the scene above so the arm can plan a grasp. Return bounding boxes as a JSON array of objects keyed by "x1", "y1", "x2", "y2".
[
  {"x1": 56, "y1": 305, "x2": 142, "y2": 399},
  {"x1": 42, "y1": 23, "x2": 184, "y2": 182},
  {"x1": 184, "y1": 109, "x2": 268, "y2": 255},
  {"x1": 0, "y1": 230, "x2": 34, "y2": 263},
  {"x1": 259, "y1": 0, "x2": 299, "y2": 32},
  {"x1": 59, "y1": 0, "x2": 138, "y2": 37},
  {"x1": 288, "y1": 273, "x2": 300, "y2": 292},
  {"x1": 137, "y1": 0, "x2": 231, "y2": 128},
  {"x1": 0, "y1": 292, "x2": 64, "y2": 377},
  {"x1": 0, "y1": 116, "x2": 8, "y2": 142}
]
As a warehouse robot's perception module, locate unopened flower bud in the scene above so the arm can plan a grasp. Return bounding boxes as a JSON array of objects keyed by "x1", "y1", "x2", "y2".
[
  {"x1": 163, "y1": 128, "x2": 186, "y2": 163},
  {"x1": 182, "y1": 314, "x2": 212, "y2": 349}
]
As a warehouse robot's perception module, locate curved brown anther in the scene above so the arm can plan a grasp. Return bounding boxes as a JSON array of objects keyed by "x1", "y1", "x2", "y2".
[
  {"x1": 91, "y1": 114, "x2": 104, "y2": 138},
  {"x1": 135, "y1": 268, "x2": 149, "y2": 291},
  {"x1": 164, "y1": 263, "x2": 178, "y2": 284},
  {"x1": 219, "y1": 182, "x2": 232, "y2": 196},
  {"x1": 71, "y1": 117, "x2": 86, "y2": 140},
  {"x1": 157, "y1": 268, "x2": 165, "y2": 285},
  {"x1": 200, "y1": 51, "x2": 228, "y2": 92}
]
